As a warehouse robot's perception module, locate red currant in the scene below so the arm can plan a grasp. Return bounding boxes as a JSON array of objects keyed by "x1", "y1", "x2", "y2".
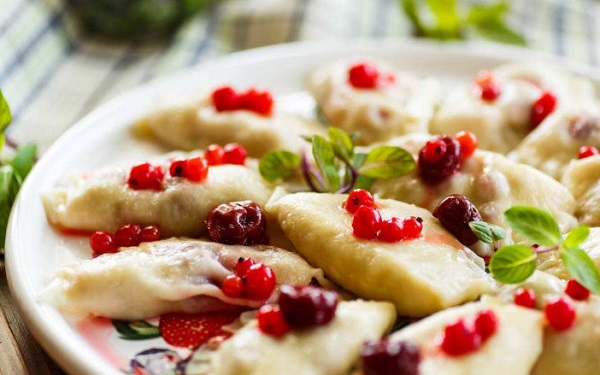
[
  {"x1": 514, "y1": 288, "x2": 536, "y2": 308},
  {"x1": 544, "y1": 297, "x2": 576, "y2": 331},
  {"x1": 421, "y1": 139, "x2": 447, "y2": 163},
  {"x1": 235, "y1": 257, "x2": 256, "y2": 277},
  {"x1": 183, "y1": 157, "x2": 209, "y2": 182},
  {"x1": 401, "y1": 216, "x2": 423, "y2": 240},
  {"x1": 378, "y1": 218, "x2": 404, "y2": 243},
  {"x1": 352, "y1": 206, "x2": 382, "y2": 240},
  {"x1": 222, "y1": 143, "x2": 247, "y2": 165},
  {"x1": 475, "y1": 71, "x2": 501, "y2": 102},
  {"x1": 169, "y1": 159, "x2": 186, "y2": 177},
  {"x1": 418, "y1": 136, "x2": 462, "y2": 185},
  {"x1": 244, "y1": 264, "x2": 276, "y2": 300},
  {"x1": 114, "y1": 224, "x2": 142, "y2": 247},
  {"x1": 212, "y1": 86, "x2": 239, "y2": 112},
  {"x1": 221, "y1": 274, "x2": 245, "y2": 298},
  {"x1": 344, "y1": 189, "x2": 375, "y2": 214},
  {"x1": 440, "y1": 319, "x2": 481, "y2": 356},
  {"x1": 257, "y1": 305, "x2": 290, "y2": 337},
  {"x1": 205, "y1": 144, "x2": 225, "y2": 165},
  {"x1": 578, "y1": 145, "x2": 599, "y2": 159},
  {"x1": 140, "y1": 225, "x2": 161, "y2": 242},
  {"x1": 454, "y1": 131, "x2": 478, "y2": 159},
  {"x1": 531, "y1": 91, "x2": 557, "y2": 128},
  {"x1": 128, "y1": 163, "x2": 165, "y2": 191},
  {"x1": 565, "y1": 278, "x2": 590, "y2": 301},
  {"x1": 239, "y1": 89, "x2": 274, "y2": 116},
  {"x1": 474, "y1": 309, "x2": 498, "y2": 341},
  {"x1": 90, "y1": 231, "x2": 116, "y2": 254},
  {"x1": 348, "y1": 63, "x2": 379, "y2": 89}
]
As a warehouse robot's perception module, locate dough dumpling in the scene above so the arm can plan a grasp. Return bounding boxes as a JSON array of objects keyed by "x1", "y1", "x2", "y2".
[
  {"x1": 266, "y1": 192, "x2": 493, "y2": 316},
  {"x1": 562, "y1": 155, "x2": 600, "y2": 226},
  {"x1": 538, "y1": 228, "x2": 600, "y2": 280}
]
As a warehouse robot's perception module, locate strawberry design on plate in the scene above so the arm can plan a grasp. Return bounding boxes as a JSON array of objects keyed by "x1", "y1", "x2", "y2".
[{"x1": 158, "y1": 311, "x2": 241, "y2": 349}]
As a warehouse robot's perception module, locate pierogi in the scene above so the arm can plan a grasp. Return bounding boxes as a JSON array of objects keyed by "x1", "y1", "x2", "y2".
[
  {"x1": 43, "y1": 239, "x2": 329, "y2": 320},
  {"x1": 537, "y1": 228, "x2": 600, "y2": 280},
  {"x1": 561, "y1": 155, "x2": 600, "y2": 226}
]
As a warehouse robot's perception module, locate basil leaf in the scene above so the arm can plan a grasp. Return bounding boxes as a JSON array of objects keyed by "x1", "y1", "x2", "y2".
[
  {"x1": 469, "y1": 221, "x2": 506, "y2": 244},
  {"x1": 561, "y1": 247, "x2": 600, "y2": 294},
  {"x1": 9, "y1": 143, "x2": 37, "y2": 180},
  {"x1": 489, "y1": 244, "x2": 537, "y2": 284},
  {"x1": 0, "y1": 90, "x2": 11, "y2": 132},
  {"x1": 112, "y1": 320, "x2": 161, "y2": 340},
  {"x1": 328, "y1": 127, "x2": 354, "y2": 163},
  {"x1": 258, "y1": 151, "x2": 301, "y2": 183},
  {"x1": 563, "y1": 226, "x2": 590, "y2": 250},
  {"x1": 504, "y1": 206, "x2": 561, "y2": 246},
  {"x1": 359, "y1": 146, "x2": 415, "y2": 179},
  {"x1": 312, "y1": 135, "x2": 340, "y2": 192},
  {"x1": 0, "y1": 165, "x2": 22, "y2": 249}
]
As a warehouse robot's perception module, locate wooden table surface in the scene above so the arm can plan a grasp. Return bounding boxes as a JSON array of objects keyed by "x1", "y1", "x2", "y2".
[{"x1": 0, "y1": 264, "x2": 65, "y2": 374}]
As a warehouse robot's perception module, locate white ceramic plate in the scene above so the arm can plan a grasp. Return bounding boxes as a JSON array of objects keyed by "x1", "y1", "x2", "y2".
[{"x1": 6, "y1": 40, "x2": 600, "y2": 375}]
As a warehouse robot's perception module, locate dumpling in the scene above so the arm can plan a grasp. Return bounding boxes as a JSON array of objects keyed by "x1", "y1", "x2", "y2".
[
  {"x1": 510, "y1": 112, "x2": 600, "y2": 179},
  {"x1": 431, "y1": 62, "x2": 597, "y2": 154},
  {"x1": 42, "y1": 239, "x2": 330, "y2": 320},
  {"x1": 266, "y1": 192, "x2": 493, "y2": 317},
  {"x1": 308, "y1": 59, "x2": 441, "y2": 145},
  {"x1": 390, "y1": 299, "x2": 544, "y2": 375},
  {"x1": 133, "y1": 93, "x2": 324, "y2": 157},
  {"x1": 186, "y1": 300, "x2": 395, "y2": 375},
  {"x1": 561, "y1": 155, "x2": 600, "y2": 226},
  {"x1": 42, "y1": 161, "x2": 274, "y2": 237},
  {"x1": 537, "y1": 228, "x2": 600, "y2": 280}
]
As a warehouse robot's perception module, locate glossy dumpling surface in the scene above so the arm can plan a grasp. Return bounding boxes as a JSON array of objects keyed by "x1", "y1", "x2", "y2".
[{"x1": 562, "y1": 155, "x2": 600, "y2": 226}]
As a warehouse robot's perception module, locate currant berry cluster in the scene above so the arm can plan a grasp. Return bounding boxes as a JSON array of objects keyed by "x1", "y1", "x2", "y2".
[
  {"x1": 89, "y1": 224, "x2": 161, "y2": 257},
  {"x1": 418, "y1": 132, "x2": 477, "y2": 185},
  {"x1": 433, "y1": 194, "x2": 482, "y2": 246},
  {"x1": 211, "y1": 86, "x2": 274, "y2": 116},
  {"x1": 578, "y1": 145, "x2": 599, "y2": 159},
  {"x1": 221, "y1": 257, "x2": 276, "y2": 301},
  {"x1": 347, "y1": 63, "x2": 395, "y2": 89},
  {"x1": 475, "y1": 71, "x2": 501, "y2": 102},
  {"x1": 257, "y1": 285, "x2": 339, "y2": 337},
  {"x1": 440, "y1": 309, "x2": 498, "y2": 356},
  {"x1": 344, "y1": 189, "x2": 423, "y2": 242},
  {"x1": 205, "y1": 201, "x2": 268, "y2": 245},
  {"x1": 361, "y1": 339, "x2": 420, "y2": 375}
]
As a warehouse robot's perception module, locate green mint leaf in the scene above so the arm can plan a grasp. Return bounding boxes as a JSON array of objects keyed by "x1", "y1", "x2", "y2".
[
  {"x1": 327, "y1": 127, "x2": 354, "y2": 163},
  {"x1": 258, "y1": 150, "x2": 301, "y2": 183},
  {"x1": 426, "y1": 0, "x2": 461, "y2": 38},
  {"x1": 112, "y1": 320, "x2": 161, "y2": 340},
  {"x1": 301, "y1": 135, "x2": 313, "y2": 143},
  {"x1": 0, "y1": 165, "x2": 22, "y2": 249},
  {"x1": 563, "y1": 226, "x2": 590, "y2": 250},
  {"x1": 465, "y1": 2, "x2": 508, "y2": 24},
  {"x1": 560, "y1": 247, "x2": 600, "y2": 294},
  {"x1": 504, "y1": 206, "x2": 561, "y2": 246},
  {"x1": 489, "y1": 244, "x2": 537, "y2": 284},
  {"x1": 469, "y1": 221, "x2": 506, "y2": 244},
  {"x1": 471, "y1": 19, "x2": 526, "y2": 46},
  {"x1": 359, "y1": 146, "x2": 415, "y2": 179},
  {"x1": 0, "y1": 90, "x2": 12, "y2": 132},
  {"x1": 312, "y1": 135, "x2": 340, "y2": 192},
  {"x1": 9, "y1": 143, "x2": 37, "y2": 180},
  {"x1": 401, "y1": 0, "x2": 428, "y2": 36}
]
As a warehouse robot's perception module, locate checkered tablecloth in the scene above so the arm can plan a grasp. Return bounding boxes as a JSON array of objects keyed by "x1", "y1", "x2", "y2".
[{"x1": 1, "y1": 0, "x2": 600, "y2": 153}]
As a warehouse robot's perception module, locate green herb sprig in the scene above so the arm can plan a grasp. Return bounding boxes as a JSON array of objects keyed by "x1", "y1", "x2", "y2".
[
  {"x1": 0, "y1": 91, "x2": 37, "y2": 251},
  {"x1": 259, "y1": 127, "x2": 415, "y2": 193},
  {"x1": 483, "y1": 206, "x2": 600, "y2": 294}
]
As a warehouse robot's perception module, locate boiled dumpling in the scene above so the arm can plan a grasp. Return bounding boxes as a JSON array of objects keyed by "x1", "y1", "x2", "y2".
[
  {"x1": 561, "y1": 155, "x2": 600, "y2": 226},
  {"x1": 537, "y1": 228, "x2": 600, "y2": 280}
]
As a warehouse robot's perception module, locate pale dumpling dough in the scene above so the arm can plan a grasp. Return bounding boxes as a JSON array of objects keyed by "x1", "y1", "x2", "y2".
[
  {"x1": 266, "y1": 193, "x2": 493, "y2": 317},
  {"x1": 42, "y1": 162, "x2": 274, "y2": 237},
  {"x1": 309, "y1": 59, "x2": 441, "y2": 145},
  {"x1": 537, "y1": 228, "x2": 600, "y2": 280},
  {"x1": 372, "y1": 149, "x2": 577, "y2": 242},
  {"x1": 390, "y1": 300, "x2": 544, "y2": 375},
  {"x1": 431, "y1": 62, "x2": 598, "y2": 154},
  {"x1": 187, "y1": 300, "x2": 395, "y2": 375},
  {"x1": 510, "y1": 112, "x2": 600, "y2": 179},
  {"x1": 42, "y1": 239, "x2": 329, "y2": 320},
  {"x1": 133, "y1": 94, "x2": 324, "y2": 157},
  {"x1": 562, "y1": 155, "x2": 600, "y2": 226}
]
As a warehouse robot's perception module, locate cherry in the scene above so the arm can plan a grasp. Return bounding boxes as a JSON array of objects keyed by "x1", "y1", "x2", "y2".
[
  {"x1": 344, "y1": 189, "x2": 375, "y2": 214},
  {"x1": 514, "y1": 288, "x2": 536, "y2": 308},
  {"x1": 221, "y1": 274, "x2": 245, "y2": 298},
  {"x1": 257, "y1": 305, "x2": 290, "y2": 337},
  {"x1": 401, "y1": 216, "x2": 423, "y2": 240},
  {"x1": 244, "y1": 263, "x2": 276, "y2": 300},
  {"x1": 90, "y1": 231, "x2": 116, "y2": 254},
  {"x1": 348, "y1": 63, "x2": 380, "y2": 89},
  {"x1": 235, "y1": 257, "x2": 256, "y2": 277},
  {"x1": 378, "y1": 218, "x2": 404, "y2": 243},
  {"x1": 545, "y1": 297, "x2": 576, "y2": 331},
  {"x1": 128, "y1": 163, "x2": 165, "y2": 191},
  {"x1": 205, "y1": 144, "x2": 225, "y2": 165},
  {"x1": 578, "y1": 145, "x2": 599, "y2": 159},
  {"x1": 361, "y1": 339, "x2": 420, "y2": 375},
  {"x1": 531, "y1": 91, "x2": 557, "y2": 128},
  {"x1": 432, "y1": 194, "x2": 482, "y2": 246},
  {"x1": 352, "y1": 206, "x2": 382, "y2": 240},
  {"x1": 114, "y1": 224, "x2": 142, "y2": 247},
  {"x1": 565, "y1": 278, "x2": 590, "y2": 301},
  {"x1": 140, "y1": 225, "x2": 161, "y2": 242},
  {"x1": 440, "y1": 319, "x2": 481, "y2": 356},
  {"x1": 454, "y1": 131, "x2": 478, "y2": 159},
  {"x1": 475, "y1": 71, "x2": 501, "y2": 102},
  {"x1": 278, "y1": 285, "x2": 338, "y2": 329},
  {"x1": 474, "y1": 310, "x2": 498, "y2": 341},
  {"x1": 212, "y1": 86, "x2": 239, "y2": 112},
  {"x1": 222, "y1": 143, "x2": 247, "y2": 165},
  {"x1": 418, "y1": 136, "x2": 462, "y2": 184},
  {"x1": 205, "y1": 201, "x2": 268, "y2": 245}
]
